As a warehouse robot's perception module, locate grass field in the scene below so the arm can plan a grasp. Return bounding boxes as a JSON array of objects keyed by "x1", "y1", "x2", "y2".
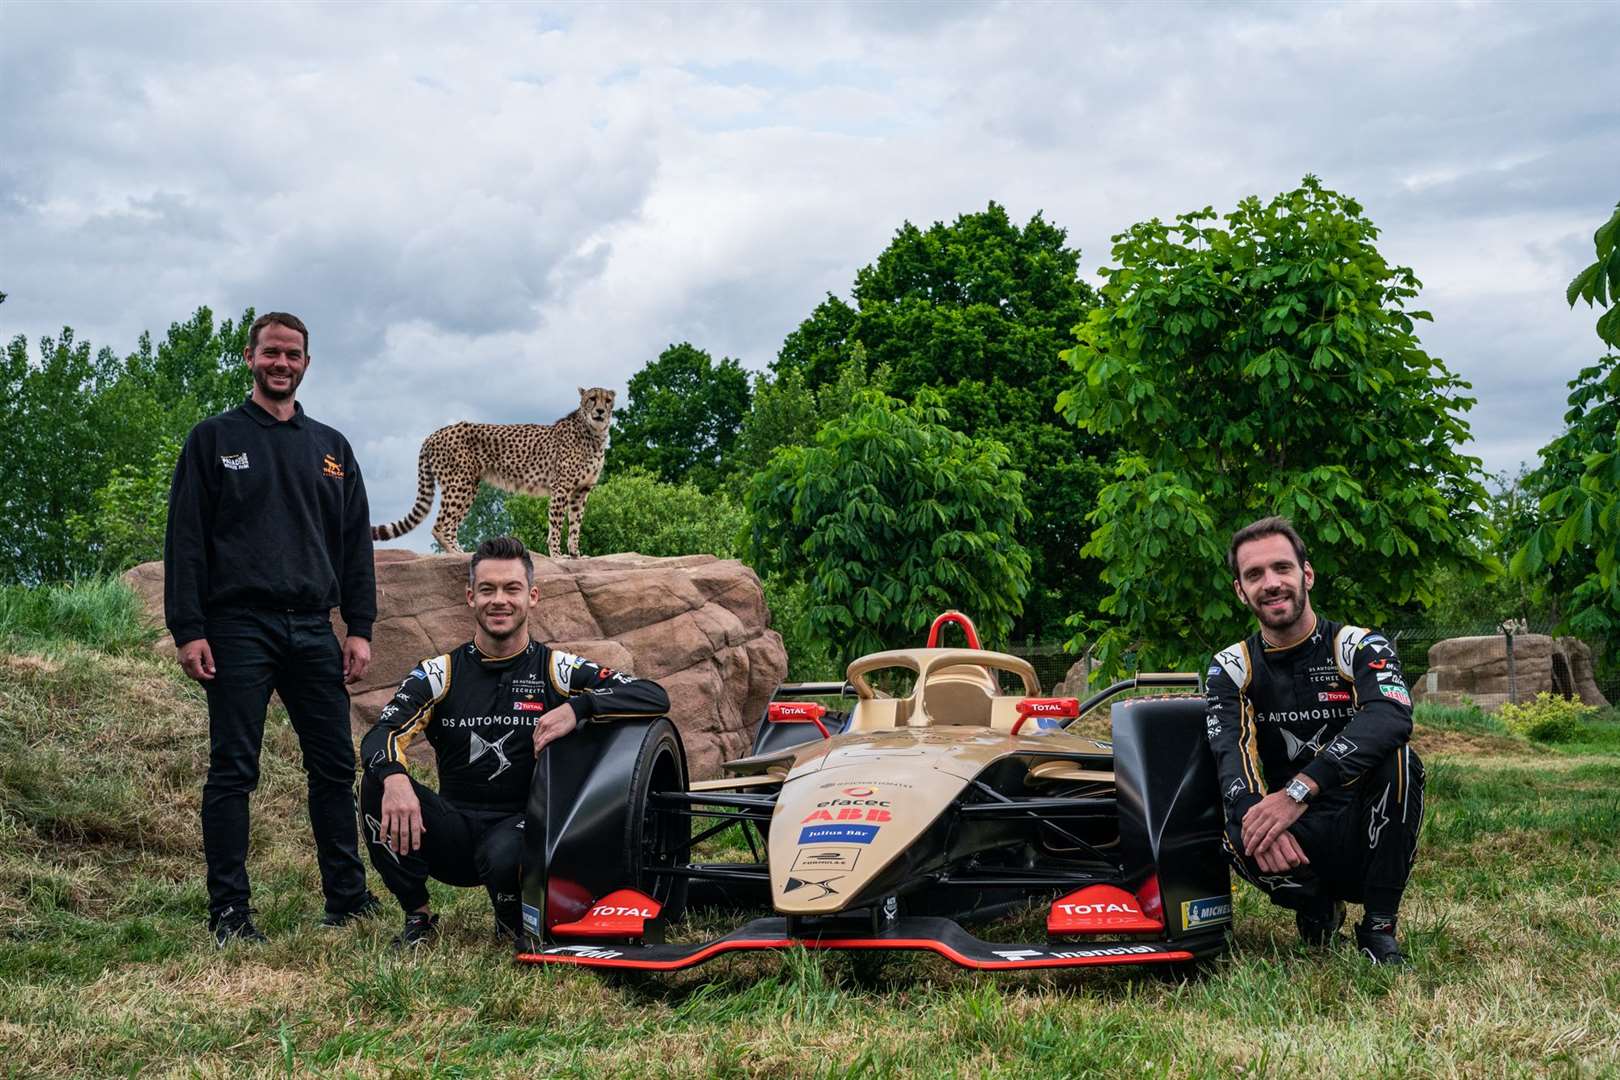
[{"x1": 3, "y1": 628, "x2": 1618, "y2": 1077}]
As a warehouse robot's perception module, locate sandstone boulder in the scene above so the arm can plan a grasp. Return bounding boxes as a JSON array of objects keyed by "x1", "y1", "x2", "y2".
[
  {"x1": 1413, "y1": 632, "x2": 1608, "y2": 709},
  {"x1": 126, "y1": 551, "x2": 788, "y2": 778}
]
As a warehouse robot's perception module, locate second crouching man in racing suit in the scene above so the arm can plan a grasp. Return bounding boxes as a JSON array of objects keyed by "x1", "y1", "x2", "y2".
[
  {"x1": 358, "y1": 536, "x2": 669, "y2": 947},
  {"x1": 1205, "y1": 516, "x2": 1424, "y2": 964}
]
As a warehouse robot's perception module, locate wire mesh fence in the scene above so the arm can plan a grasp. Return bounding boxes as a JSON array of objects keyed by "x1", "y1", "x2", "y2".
[{"x1": 1010, "y1": 623, "x2": 1615, "y2": 707}]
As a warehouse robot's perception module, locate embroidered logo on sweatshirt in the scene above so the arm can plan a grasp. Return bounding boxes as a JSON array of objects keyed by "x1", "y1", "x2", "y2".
[
  {"x1": 323, "y1": 454, "x2": 344, "y2": 478},
  {"x1": 221, "y1": 452, "x2": 250, "y2": 471}
]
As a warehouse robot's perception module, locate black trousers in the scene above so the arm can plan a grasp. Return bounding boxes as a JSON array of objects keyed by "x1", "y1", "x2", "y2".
[
  {"x1": 1225, "y1": 747, "x2": 1425, "y2": 916},
  {"x1": 359, "y1": 773, "x2": 525, "y2": 933},
  {"x1": 201, "y1": 609, "x2": 368, "y2": 918}
]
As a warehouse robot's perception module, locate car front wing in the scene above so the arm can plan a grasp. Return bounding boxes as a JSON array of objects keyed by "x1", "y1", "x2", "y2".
[{"x1": 516, "y1": 915, "x2": 1225, "y2": 972}]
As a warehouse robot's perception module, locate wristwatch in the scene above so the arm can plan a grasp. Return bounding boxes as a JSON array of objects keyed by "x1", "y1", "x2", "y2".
[{"x1": 1284, "y1": 777, "x2": 1312, "y2": 804}]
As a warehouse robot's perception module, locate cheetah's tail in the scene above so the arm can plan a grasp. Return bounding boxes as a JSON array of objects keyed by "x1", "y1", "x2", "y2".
[{"x1": 372, "y1": 445, "x2": 436, "y2": 542}]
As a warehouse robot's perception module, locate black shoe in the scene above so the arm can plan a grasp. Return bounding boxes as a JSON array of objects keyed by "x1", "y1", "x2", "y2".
[
  {"x1": 320, "y1": 892, "x2": 385, "y2": 928},
  {"x1": 391, "y1": 912, "x2": 440, "y2": 949},
  {"x1": 1295, "y1": 899, "x2": 1346, "y2": 948},
  {"x1": 1355, "y1": 916, "x2": 1407, "y2": 966},
  {"x1": 210, "y1": 905, "x2": 268, "y2": 948}
]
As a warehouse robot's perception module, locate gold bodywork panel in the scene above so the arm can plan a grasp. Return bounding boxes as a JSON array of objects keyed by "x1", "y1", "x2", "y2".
[{"x1": 724, "y1": 648, "x2": 1116, "y2": 915}]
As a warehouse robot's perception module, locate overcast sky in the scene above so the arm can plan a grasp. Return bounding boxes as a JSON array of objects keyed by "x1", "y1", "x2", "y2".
[{"x1": 4, "y1": 1, "x2": 1617, "y2": 551}]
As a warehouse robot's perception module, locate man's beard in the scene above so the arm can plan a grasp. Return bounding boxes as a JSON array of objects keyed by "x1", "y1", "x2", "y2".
[
  {"x1": 476, "y1": 607, "x2": 529, "y2": 646},
  {"x1": 1244, "y1": 578, "x2": 1306, "y2": 631},
  {"x1": 252, "y1": 366, "x2": 303, "y2": 401}
]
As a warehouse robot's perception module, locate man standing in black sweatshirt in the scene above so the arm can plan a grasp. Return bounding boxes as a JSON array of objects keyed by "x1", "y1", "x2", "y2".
[{"x1": 165, "y1": 311, "x2": 380, "y2": 945}]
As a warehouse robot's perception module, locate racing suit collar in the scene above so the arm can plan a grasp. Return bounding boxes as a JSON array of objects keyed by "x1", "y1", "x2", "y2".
[
  {"x1": 1261, "y1": 612, "x2": 1319, "y2": 653},
  {"x1": 471, "y1": 639, "x2": 535, "y2": 667}
]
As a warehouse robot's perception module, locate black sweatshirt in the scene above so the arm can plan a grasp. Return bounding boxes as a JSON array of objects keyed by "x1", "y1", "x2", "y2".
[
  {"x1": 1204, "y1": 617, "x2": 1414, "y2": 826},
  {"x1": 361, "y1": 641, "x2": 671, "y2": 809},
  {"x1": 164, "y1": 397, "x2": 377, "y2": 645}
]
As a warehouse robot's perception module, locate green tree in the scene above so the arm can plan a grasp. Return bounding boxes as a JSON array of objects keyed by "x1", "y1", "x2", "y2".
[
  {"x1": 508, "y1": 469, "x2": 745, "y2": 559},
  {"x1": 746, "y1": 389, "x2": 1031, "y2": 662},
  {"x1": 772, "y1": 203, "x2": 1104, "y2": 638},
  {"x1": 606, "y1": 342, "x2": 751, "y2": 491},
  {"x1": 0, "y1": 302, "x2": 254, "y2": 580},
  {"x1": 1511, "y1": 203, "x2": 1620, "y2": 655},
  {"x1": 433, "y1": 483, "x2": 514, "y2": 553},
  {"x1": 1, "y1": 327, "x2": 115, "y2": 582},
  {"x1": 1056, "y1": 176, "x2": 1492, "y2": 674},
  {"x1": 68, "y1": 436, "x2": 184, "y2": 573},
  {"x1": 726, "y1": 353, "x2": 888, "y2": 498}
]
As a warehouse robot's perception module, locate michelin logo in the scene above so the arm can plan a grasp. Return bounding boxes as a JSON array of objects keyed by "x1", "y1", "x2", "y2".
[{"x1": 1181, "y1": 894, "x2": 1233, "y2": 929}]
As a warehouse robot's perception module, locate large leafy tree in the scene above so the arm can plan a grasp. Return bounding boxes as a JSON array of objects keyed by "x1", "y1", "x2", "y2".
[
  {"x1": 772, "y1": 203, "x2": 1104, "y2": 640},
  {"x1": 1512, "y1": 201, "x2": 1620, "y2": 649},
  {"x1": 746, "y1": 388, "x2": 1031, "y2": 662},
  {"x1": 1056, "y1": 176, "x2": 1492, "y2": 674},
  {"x1": 1, "y1": 303, "x2": 252, "y2": 579},
  {"x1": 606, "y1": 342, "x2": 751, "y2": 492}
]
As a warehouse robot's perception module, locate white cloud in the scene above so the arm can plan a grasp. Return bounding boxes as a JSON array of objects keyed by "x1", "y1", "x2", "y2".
[{"x1": 2, "y1": 0, "x2": 1616, "y2": 549}]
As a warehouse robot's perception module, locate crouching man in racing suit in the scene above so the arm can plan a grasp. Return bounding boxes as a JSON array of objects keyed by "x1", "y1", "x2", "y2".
[
  {"x1": 358, "y1": 536, "x2": 670, "y2": 947},
  {"x1": 1205, "y1": 516, "x2": 1424, "y2": 965}
]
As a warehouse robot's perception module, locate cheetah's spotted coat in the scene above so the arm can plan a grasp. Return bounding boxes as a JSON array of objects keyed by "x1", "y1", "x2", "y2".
[{"x1": 372, "y1": 387, "x2": 615, "y2": 557}]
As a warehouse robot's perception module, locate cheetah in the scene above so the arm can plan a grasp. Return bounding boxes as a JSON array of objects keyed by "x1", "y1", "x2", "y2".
[{"x1": 372, "y1": 387, "x2": 615, "y2": 557}]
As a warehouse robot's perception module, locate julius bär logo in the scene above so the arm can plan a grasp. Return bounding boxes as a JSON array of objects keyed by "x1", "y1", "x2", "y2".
[
  {"x1": 323, "y1": 453, "x2": 344, "y2": 478},
  {"x1": 842, "y1": 786, "x2": 874, "y2": 797}
]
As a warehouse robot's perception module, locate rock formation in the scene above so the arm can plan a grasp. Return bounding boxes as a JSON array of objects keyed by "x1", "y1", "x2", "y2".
[
  {"x1": 124, "y1": 551, "x2": 788, "y2": 778},
  {"x1": 1412, "y1": 632, "x2": 1608, "y2": 710}
]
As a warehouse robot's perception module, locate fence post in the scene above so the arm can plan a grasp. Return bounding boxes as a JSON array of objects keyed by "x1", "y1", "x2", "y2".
[{"x1": 1499, "y1": 619, "x2": 1524, "y2": 707}]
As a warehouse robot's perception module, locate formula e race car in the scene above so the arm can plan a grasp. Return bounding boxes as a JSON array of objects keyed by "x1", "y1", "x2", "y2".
[{"x1": 516, "y1": 612, "x2": 1232, "y2": 973}]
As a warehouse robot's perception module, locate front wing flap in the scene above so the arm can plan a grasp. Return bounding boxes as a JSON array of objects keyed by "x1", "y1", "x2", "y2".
[{"x1": 517, "y1": 916, "x2": 1224, "y2": 972}]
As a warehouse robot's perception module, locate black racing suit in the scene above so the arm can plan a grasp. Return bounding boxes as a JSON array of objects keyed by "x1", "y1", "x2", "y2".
[
  {"x1": 358, "y1": 641, "x2": 669, "y2": 932},
  {"x1": 1204, "y1": 618, "x2": 1424, "y2": 916}
]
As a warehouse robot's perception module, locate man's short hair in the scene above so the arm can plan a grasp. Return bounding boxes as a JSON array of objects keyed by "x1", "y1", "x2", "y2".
[
  {"x1": 469, "y1": 535, "x2": 535, "y2": 587},
  {"x1": 248, "y1": 312, "x2": 310, "y2": 352},
  {"x1": 1227, "y1": 516, "x2": 1309, "y2": 577}
]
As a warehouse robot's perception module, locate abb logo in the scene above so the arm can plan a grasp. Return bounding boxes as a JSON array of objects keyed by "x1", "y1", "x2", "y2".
[
  {"x1": 589, "y1": 905, "x2": 654, "y2": 919},
  {"x1": 1055, "y1": 901, "x2": 1140, "y2": 916},
  {"x1": 802, "y1": 808, "x2": 892, "y2": 823}
]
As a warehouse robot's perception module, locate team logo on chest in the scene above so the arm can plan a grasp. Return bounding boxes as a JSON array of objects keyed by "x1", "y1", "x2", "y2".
[{"x1": 469, "y1": 731, "x2": 516, "y2": 779}]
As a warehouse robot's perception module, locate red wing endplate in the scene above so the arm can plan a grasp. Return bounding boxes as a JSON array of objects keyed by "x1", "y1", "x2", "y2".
[{"x1": 517, "y1": 916, "x2": 1203, "y2": 971}]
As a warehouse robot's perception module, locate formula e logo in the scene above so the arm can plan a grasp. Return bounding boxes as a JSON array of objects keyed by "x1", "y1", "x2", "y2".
[{"x1": 1325, "y1": 736, "x2": 1357, "y2": 761}]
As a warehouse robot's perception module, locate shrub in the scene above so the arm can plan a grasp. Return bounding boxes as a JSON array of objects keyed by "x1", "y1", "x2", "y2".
[
  {"x1": 509, "y1": 469, "x2": 745, "y2": 559},
  {"x1": 1498, "y1": 692, "x2": 1596, "y2": 744}
]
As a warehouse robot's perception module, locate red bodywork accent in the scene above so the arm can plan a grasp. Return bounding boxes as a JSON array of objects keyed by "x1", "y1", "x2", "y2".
[
  {"x1": 767, "y1": 701, "x2": 830, "y2": 739},
  {"x1": 544, "y1": 877, "x2": 596, "y2": 930},
  {"x1": 926, "y1": 610, "x2": 981, "y2": 650},
  {"x1": 1135, "y1": 874, "x2": 1164, "y2": 922},
  {"x1": 517, "y1": 937, "x2": 1195, "y2": 972},
  {"x1": 1047, "y1": 884, "x2": 1164, "y2": 935},
  {"x1": 1010, "y1": 697, "x2": 1081, "y2": 736},
  {"x1": 551, "y1": 889, "x2": 662, "y2": 939}
]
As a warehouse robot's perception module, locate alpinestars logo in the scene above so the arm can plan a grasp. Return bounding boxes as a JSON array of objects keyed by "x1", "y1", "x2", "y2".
[
  {"x1": 470, "y1": 731, "x2": 515, "y2": 779},
  {"x1": 364, "y1": 813, "x2": 400, "y2": 863},
  {"x1": 1367, "y1": 783, "x2": 1391, "y2": 847},
  {"x1": 1280, "y1": 724, "x2": 1330, "y2": 761}
]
